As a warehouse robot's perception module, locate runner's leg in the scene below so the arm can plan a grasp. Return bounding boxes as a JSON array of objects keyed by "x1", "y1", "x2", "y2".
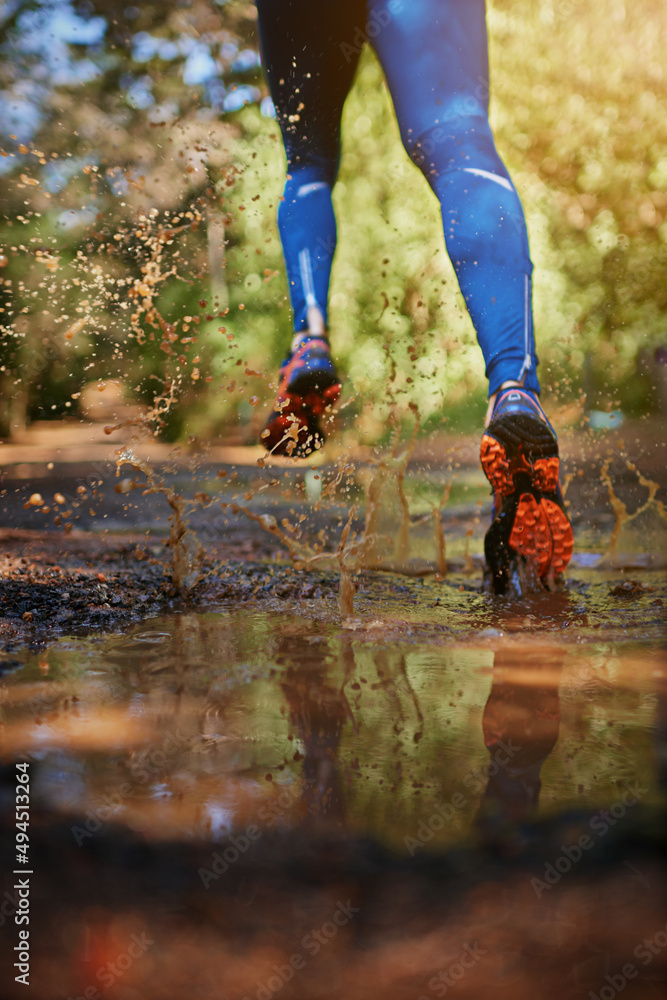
[
  {"x1": 370, "y1": 0, "x2": 572, "y2": 589},
  {"x1": 368, "y1": 0, "x2": 539, "y2": 395},
  {"x1": 255, "y1": 0, "x2": 362, "y2": 333}
]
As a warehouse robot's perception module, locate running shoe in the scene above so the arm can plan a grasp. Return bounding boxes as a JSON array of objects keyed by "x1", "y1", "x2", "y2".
[
  {"x1": 481, "y1": 387, "x2": 573, "y2": 593},
  {"x1": 260, "y1": 336, "x2": 341, "y2": 458}
]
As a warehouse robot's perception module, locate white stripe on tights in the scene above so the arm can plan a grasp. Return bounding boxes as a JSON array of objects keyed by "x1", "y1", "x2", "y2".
[
  {"x1": 296, "y1": 181, "x2": 328, "y2": 198},
  {"x1": 461, "y1": 167, "x2": 513, "y2": 192},
  {"x1": 518, "y1": 273, "x2": 532, "y2": 381},
  {"x1": 298, "y1": 248, "x2": 318, "y2": 309}
]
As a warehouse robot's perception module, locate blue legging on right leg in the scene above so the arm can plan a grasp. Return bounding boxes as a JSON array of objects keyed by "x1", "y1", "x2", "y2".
[{"x1": 256, "y1": 0, "x2": 540, "y2": 395}]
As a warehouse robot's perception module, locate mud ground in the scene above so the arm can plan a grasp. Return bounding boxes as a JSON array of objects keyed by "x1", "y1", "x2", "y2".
[{"x1": 1, "y1": 417, "x2": 666, "y2": 652}]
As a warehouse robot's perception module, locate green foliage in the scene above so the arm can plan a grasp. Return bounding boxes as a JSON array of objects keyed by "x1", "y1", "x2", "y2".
[{"x1": 0, "y1": 0, "x2": 665, "y2": 440}]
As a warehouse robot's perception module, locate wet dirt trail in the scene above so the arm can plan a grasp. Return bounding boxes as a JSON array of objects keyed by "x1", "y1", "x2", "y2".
[{"x1": 0, "y1": 429, "x2": 666, "y2": 1000}]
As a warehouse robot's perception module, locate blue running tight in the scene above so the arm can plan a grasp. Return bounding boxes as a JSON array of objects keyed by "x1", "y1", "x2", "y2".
[{"x1": 255, "y1": 0, "x2": 540, "y2": 395}]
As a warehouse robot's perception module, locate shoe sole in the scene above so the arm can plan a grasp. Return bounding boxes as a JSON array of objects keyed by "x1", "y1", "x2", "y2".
[{"x1": 481, "y1": 412, "x2": 573, "y2": 590}]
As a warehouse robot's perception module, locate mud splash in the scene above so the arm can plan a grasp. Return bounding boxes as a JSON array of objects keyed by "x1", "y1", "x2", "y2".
[
  {"x1": 108, "y1": 401, "x2": 441, "y2": 615},
  {"x1": 601, "y1": 457, "x2": 667, "y2": 566},
  {"x1": 115, "y1": 449, "x2": 204, "y2": 592},
  {"x1": 3, "y1": 135, "x2": 665, "y2": 612}
]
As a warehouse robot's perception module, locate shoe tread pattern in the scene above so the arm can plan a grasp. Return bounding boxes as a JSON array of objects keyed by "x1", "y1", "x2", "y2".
[{"x1": 482, "y1": 407, "x2": 573, "y2": 591}]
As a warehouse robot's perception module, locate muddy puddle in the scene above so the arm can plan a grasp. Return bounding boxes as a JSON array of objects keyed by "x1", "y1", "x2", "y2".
[
  {"x1": 1, "y1": 562, "x2": 666, "y2": 999},
  {"x1": 2, "y1": 589, "x2": 666, "y2": 848}
]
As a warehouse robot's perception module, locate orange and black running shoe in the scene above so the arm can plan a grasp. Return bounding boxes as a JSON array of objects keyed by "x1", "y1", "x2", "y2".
[
  {"x1": 260, "y1": 336, "x2": 341, "y2": 458},
  {"x1": 481, "y1": 388, "x2": 573, "y2": 593}
]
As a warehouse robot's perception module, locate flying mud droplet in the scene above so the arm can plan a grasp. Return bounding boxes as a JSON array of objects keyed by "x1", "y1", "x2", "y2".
[
  {"x1": 114, "y1": 478, "x2": 139, "y2": 495},
  {"x1": 64, "y1": 316, "x2": 88, "y2": 340}
]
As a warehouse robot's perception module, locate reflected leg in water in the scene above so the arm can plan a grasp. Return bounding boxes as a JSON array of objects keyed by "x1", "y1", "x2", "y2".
[
  {"x1": 277, "y1": 637, "x2": 355, "y2": 828},
  {"x1": 475, "y1": 646, "x2": 563, "y2": 844}
]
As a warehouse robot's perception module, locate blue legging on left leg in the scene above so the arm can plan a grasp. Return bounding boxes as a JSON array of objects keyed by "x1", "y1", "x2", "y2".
[{"x1": 256, "y1": 0, "x2": 540, "y2": 395}]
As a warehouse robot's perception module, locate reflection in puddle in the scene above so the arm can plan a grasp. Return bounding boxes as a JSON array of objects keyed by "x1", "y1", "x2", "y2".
[
  {"x1": 2, "y1": 585, "x2": 664, "y2": 848},
  {"x1": 0, "y1": 578, "x2": 665, "y2": 999}
]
